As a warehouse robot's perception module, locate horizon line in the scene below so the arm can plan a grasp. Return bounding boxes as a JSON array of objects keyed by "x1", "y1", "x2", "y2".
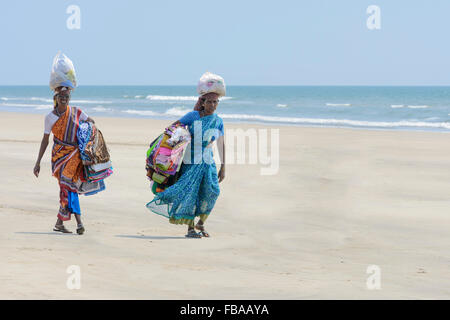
[{"x1": 1, "y1": 84, "x2": 450, "y2": 87}]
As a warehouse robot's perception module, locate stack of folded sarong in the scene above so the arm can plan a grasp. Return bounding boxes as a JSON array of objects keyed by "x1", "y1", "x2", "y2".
[
  {"x1": 77, "y1": 121, "x2": 113, "y2": 195},
  {"x1": 146, "y1": 124, "x2": 191, "y2": 193}
]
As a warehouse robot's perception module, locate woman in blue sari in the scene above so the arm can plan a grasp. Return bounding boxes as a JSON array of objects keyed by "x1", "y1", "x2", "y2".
[{"x1": 146, "y1": 92, "x2": 226, "y2": 238}]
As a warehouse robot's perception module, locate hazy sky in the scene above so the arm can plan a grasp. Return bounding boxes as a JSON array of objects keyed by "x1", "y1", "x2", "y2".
[{"x1": 0, "y1": 0, "x2": 449, "y2": 85}]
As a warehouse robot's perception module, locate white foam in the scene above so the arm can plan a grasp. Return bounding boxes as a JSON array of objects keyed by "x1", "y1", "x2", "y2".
[
  {"x1": 145, "y1": 95, "x2": 232, "y2": 101},
  {"x1": 117, "y1": 108, "x2": 450, "y2": 130},
  {"x1": 408, "y1": 105, "x2": 430, "y2": 109},
  {"x1": 391, "y1": 105, "x2": 430, "y2": 109},
  {"x1": 326, "y1": 103, "x2": 351, "y2": 107},
  {"x1": 92, "y1": 106, "x2": 113, "y2": 112},
  {"x1": 1, "y1": 97, "x2": 112, "y2": 104},
  {"x1": 0, "y1": 102, "x2": 53, "y2": 109},
  {"x1": 217, "y1": 113, "x2": 450, "y2": 129},
  {"x1": 31, "y1": 97, "x2": 53, "y2": 102},
  {"x1": 35, "y1": 105, "x2": 53, "y2": 110},
  {"x1": 122, "y1": 109, "x2": 158, "y2": 116},
  {"x1": 122, "y1": 107, "x2": 191, "y2": 117},
  {"x1": 164, "y1": 107, "x2": 190, "y2": 117},
  {"x1": 146, "y1": 95, "x2": 198, "y2": 101},
  {"x1": 0, "y1": 97, "x2": 24, "y2": 101},
  {"x1": 71, "y1": 100, "x2": 113, "y2": 104},
  {"x1": 1, "y1": 97, "x2": 52, "y2": 102},
  {"x1": 276, "y1": 104, "x2": 288, "y2": 108}
]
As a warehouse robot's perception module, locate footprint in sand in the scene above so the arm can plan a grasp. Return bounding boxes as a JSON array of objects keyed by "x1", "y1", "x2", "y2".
[{"x1": 417, "y1": 268, "x2": 426, "y2": 274}]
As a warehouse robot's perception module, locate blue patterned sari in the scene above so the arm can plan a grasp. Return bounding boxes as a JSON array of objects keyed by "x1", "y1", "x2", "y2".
[{"x1": 146, "y1": 112, "x2": 224, "y2": 226}]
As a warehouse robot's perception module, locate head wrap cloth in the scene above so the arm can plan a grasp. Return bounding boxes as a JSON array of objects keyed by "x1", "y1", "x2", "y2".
[{"x1": 194, "y1": 72, "x2": 226, "y2": 111}]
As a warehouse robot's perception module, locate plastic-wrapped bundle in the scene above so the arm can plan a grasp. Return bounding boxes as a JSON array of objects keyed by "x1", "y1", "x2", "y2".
[
  {"x1": 197, "y1": 72, "x2": 226, "y2": 97},
  {"x1": 145, "y1": 124, "x2": 191, "y2": 192},
  {"x1": 167, "y1": 127, "x2": 190, "y2": 146},
  {"x1": 49, "y1": 51, "x2": 77, "y2": 90}
]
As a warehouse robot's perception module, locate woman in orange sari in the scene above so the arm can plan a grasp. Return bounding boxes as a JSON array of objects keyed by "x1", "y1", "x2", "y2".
[{"x1": 33, "y1": 86, "x2": 95, "y2": 234}]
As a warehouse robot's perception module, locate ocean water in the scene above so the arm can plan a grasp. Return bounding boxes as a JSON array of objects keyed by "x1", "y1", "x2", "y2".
[{"x1": 1, "y1": 86, "x2": 450, "y2": 132}]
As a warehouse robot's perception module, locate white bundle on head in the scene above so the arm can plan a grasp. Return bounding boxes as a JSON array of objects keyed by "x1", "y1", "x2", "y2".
[
  {"x1": 49, "y1": 51, "x2": 77, "y2": 91},
  {"x1": 197, "y1": 72, "x2": 226, "y2": 97}
]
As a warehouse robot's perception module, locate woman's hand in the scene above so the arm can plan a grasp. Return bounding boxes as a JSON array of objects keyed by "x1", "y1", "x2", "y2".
[
  {"x1": 218, "y1": 166, "x2": 225, "y2": 183},
  {"x1": 34, "y1": 134, "x2": 49, "y2": 178},
  {"x1": 33, "y1": 163, "x2": 40, "y2": 178}
]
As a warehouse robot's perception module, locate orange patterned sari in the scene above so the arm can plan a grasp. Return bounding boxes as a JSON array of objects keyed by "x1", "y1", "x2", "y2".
[{"x1": 51, "y1": 105, "x2": 84, "y2": 221}]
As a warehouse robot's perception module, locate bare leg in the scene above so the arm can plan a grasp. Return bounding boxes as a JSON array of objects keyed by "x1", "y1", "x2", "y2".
[
  {"x1": 74, "y1": 214, "x2": 82, "y2": 225},
  {"x1": 55, "y1": 217, "x2": 63, "y2": 227}
]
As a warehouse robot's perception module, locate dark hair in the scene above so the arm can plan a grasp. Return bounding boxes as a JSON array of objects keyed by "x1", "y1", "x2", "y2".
[
  {"x1": 199, "y1": 97, "x2": 205, "y2": 111},
  {"x1": 53, "y1": 94, "x2": 58, "y2": 109}
]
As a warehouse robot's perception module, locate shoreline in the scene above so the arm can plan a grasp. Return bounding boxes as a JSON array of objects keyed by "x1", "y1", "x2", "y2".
[{"x1": 2, "y1": 110, "x2": 450, "y2": 135}]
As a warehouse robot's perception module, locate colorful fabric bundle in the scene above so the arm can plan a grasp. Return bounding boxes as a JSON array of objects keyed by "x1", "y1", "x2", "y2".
[
  {"x1": 146, "y1": 124, "x2": 191, "y2": 192},
  {"x1": 77, "y1": 121, "x2": 113, "y2": 191},
  {"x1": 78, "y1": 121, "x2": 110, "y2": 165}
]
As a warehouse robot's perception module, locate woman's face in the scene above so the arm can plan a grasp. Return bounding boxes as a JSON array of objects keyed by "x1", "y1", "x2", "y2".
[
  {"x1": 56, "y1": 89, "x2": 71, "y2": 107},
  {"x1": 202, "y1": 93, "x2": 220, "y2": 114}
]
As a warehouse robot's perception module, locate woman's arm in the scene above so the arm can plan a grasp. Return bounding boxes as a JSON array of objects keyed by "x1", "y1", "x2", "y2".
[
  {"x1": 33, "y1": 134, "x2": 50, "y2": 177},
  {"x1": 87, "y1": 116, "x2": 95, "y2": 124},
  {"x1": 170, "y1": 120, "x2": 181, "y2": 127},
  {"x1": 217, "y1": 135, "x2": 225, "y2": 183}
]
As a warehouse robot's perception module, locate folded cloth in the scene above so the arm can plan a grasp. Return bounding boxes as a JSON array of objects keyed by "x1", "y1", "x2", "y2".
[
  {"x1": 77, "y1": 121, "x2": 111, "y2": 165},
  {"x1": 84, "y1": 180, "x2": 106, "y2": 196},
  {"x1": 76, "y1": 179, "x2": 105, "y2": 196},
  {"x1": 84, "y1": 167, "x2": 113, "y2": 182},
  {"x1": 88, "y1": 129, "x2": 110, "y2": 164},
  {"x1": 78, "y1": 121, "x2": 94, "y2": 163},
  {"x1": 90, "y1": 161, "x2": 112, "y2": 172}
]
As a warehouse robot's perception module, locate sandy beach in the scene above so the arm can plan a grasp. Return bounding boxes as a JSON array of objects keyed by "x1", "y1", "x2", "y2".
[{"x1": 0, "y1": 111, "x2": 449, "y2": 299}]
